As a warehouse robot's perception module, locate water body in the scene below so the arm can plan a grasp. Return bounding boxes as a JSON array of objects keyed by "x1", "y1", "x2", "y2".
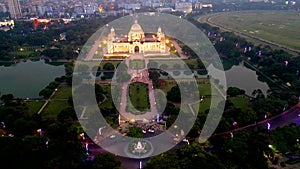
[
  {"x1": 225, "y1": 64, "x2": 269, "y2": 96},
  {"x1": 208, "y1": 63, "x2": 269, "y2": 96},
  {"x1": 0, "y1": 60, "x2": 268, "y2": 98},
  {"x1": 0, "y1": 60, "x2": 65, "y2": 98}
]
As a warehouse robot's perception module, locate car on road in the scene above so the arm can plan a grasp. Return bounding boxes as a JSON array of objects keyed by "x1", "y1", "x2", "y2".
[{"x1": 147, "y1": 129, "x2": 155, "y2": 133}]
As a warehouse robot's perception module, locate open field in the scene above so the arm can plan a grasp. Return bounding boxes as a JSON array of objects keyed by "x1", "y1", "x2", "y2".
[
  {"x1": 25, "y1": 101, "x2": 45, "y2": 115},
  {"x1": 51, "y1": 85, "x2": 72, "y2": 99},
  {"x1": 42, "y1": 100, "x2": 70, "y2": 119},
  {"x1": 128, "y1": 82, "x2": 150, "y2": 112},
  {"x1": 229, "y1": 96, "x2": 251, "y2": 112},
  {"x1": 199, "y1": 11, "x2": 300, "y2": 53}
]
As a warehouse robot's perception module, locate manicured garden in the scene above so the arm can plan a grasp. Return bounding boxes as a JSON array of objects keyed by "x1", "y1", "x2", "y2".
[{"x1": 128, "y1": 82, "x2": 150, "y2": 113}]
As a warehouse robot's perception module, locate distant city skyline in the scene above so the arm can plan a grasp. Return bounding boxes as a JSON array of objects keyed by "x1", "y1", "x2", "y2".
[{"x1": 7, "y1": 0, "x2": 22, "y2": 18}]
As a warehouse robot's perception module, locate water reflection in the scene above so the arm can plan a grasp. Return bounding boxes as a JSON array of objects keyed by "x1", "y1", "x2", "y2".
[
  {"x1": 208, "y1": 63, "x2": 269, "y2": 96},
  {"x1": 0, "y1": 60, "x2": 65, "y2": 98}
]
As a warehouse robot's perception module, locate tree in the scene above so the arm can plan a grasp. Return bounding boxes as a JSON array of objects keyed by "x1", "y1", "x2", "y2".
[
  {"x1": 13, "y1": 118, "x2": 38, "y2": 135},
  {"x1": 127, "y1": 126, "x2": 143, "y2": 138},
  {"x1": 47, "y1": 81, "x2": 60, "y2": 90},
  {"x1": 0, "y1": 94, "x2": 14, "y2": 104},
  {"x1": 102, "y1": 62, "x2": 114, "y2": 70},
  {"x1": 167, "y1": 85, "x2": 181, "y2": 102},
  {"x1": 57, "y1": 107, "x2": 77, "y2": 123},
  {"x1": 271, "y1": 125, "x2": 300, "y2": 153},
  {"x1": 41, "y1": 48, "x2": 63, "y2": 60},
  {"x1": 149, "y1": 70, "x2": 160, "y2": 88},
  {"x1": 95, "y1": 83, "x2": 105, "y2": 103},
  {"x1": 178, "y1": 143, "x2": 225, "y2": 169},
  {"x1": 144, "y1": 152, "x2": 180, "y2": 169},
  {"x1": 39, "y1": 88, "x2": 52, "y2": 98},
  {"x1": 227, "y1": 87, "x2": 245, "y2": 97},
  {"x1": 219, "y1": 130, "x2": 270, "y2": 169},
  {"x1": 92, "y1": 153, "x2": 121, "y2": 169},
  {"x1": 115, "y1": 63, "x2": 131, "y2": 83}
]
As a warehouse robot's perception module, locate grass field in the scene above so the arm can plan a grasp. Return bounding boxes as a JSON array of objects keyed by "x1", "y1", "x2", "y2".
[
  {"x1": 25, "y1": 101, "x2": 45, "y2": 115},
  {"x1": 192, "y1": 97, "x2": 221, "y2": 113},
  {"x1": 42, "y1": 100, "x2": 70, "y2": 119},
  {"x1": 51, "y1": 86, "x2": 72, "y2": 99},
  {"x1": 40, "y1": 85, "x2": 72, "y2": 119},
  {"x1": 128, "y1": 82, "x2": 150, "y2": 113},
  {"x1": 206, "y1": 11, "x2": 300, "y2": 51},
  {"x1": 229, "y1": 96, "x2": 251, "y2": 112}
]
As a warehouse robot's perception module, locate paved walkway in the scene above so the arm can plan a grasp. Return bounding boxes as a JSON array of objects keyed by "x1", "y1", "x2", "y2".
[
  {"x1": 37, "y1": 86, "x2": 59, "y2": 114},
  {"x1": 170, "y1": 40, "x2": 189, "y2": 59},
  {"x1": 119, "y1": 55, "x2": 159, "y2": 122}
]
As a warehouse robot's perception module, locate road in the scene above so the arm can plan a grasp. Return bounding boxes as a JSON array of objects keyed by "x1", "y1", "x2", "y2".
[{"x1": 215, "y1": 104, "x2": 300, "y2": 136}]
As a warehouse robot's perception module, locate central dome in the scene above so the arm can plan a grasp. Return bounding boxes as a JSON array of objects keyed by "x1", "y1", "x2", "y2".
[
  {"x1": 128, "y1": 20, "x2": 145, "y2": 41},
  {"x1": 130, "y1": 20, "x2": 143, "y2": 33}
]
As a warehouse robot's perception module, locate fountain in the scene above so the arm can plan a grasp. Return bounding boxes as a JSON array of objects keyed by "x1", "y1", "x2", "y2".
[{"x1": 132, "y1": 141, "x2": 147, "y2": 154}]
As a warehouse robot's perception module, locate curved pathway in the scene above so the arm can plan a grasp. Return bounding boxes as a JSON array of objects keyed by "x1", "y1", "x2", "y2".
[{"x1": 214, "y1": 103, "x2": 300, "y2": 137}]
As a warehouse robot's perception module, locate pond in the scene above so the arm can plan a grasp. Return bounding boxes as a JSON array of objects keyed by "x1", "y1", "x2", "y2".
[
  {"x1": 0, "y1": 60, "x2": 65, "y2": 98},
  {"x1": 225, "y1": 63, "x2": 269, "y2": 96},
  {"x1": 207, "y1": 62, "x2": 269, "y2": 96}
]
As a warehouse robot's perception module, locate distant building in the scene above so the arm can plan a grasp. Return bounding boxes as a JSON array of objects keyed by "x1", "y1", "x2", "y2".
[
  {"x1": 118, "y1": 3, "x2": 140, "y2": 10},
  {"x1": 8, "y1": 0, "x2": 22, "y2": 19},
  {"x1": 0, "y1": 20, "x2": 14, "y2": 31},
  {"x1": 141, "y1": 1, "x2": 152, "y2": 7},
  {"x1": 175, "y1": 2, "x2": 192, "y2": 13},
  {"x1": 0, "y1": 3, "x2": 7, "y2": 13},
  {"x1": 156, "y1": 7, "x2": 175, "y2": 12},
  {"x1": 249, "y1": 0, "x2": 268, "y2": 2},
  {"x1": 194, "y1": 3, "x2": 213, "y2": 9},
  {"x1": 151, "y1": 2, "x2": 163, "y2": 8},
  {"x1": 84, "y1": 4, "x2": 98, "y2": 14}
]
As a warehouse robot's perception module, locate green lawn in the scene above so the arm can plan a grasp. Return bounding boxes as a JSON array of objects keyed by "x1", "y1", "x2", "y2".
[
  {"x1": 192, "y1": 96, "x2": 225, "y2": 113},
  {"x1": 229, "y1": 96, "x2": 250, "y2": 112},
  {"x1": 51, "y1": 86, "x2": 72, "y2": 100},
  {"x1": 199, "y1": 84, "x2": 212, "y2": 96},
  {"x1": 25, "y1": 101, "x2": 45, "y2": 115},
  {"x1": 159, "y1": 79, "x2": 212, "y2": 96},
  {"x1": 191, "y1": 98, "x2": 211, "y2": 113},
  {"x1": 199, "y1": 98, "x2": 211, "y2": 113},
  {"x1": 159, "y1": 79, "x2": 176, "y2": 93},
  {"x1": 99, "y1": 97, "x2": 114, "y2": 109},
  {"x1": 98, "y1": 84, "x2": 115, "y2": 110},
  {"x1": 206, "y1": 11, "x2": 300, "y2": 51},
  {"x1": 128, "y1": 82, "x2": 150, "y2": 113},
  {"x1": 42, "y1": 101, "x2": 70, "y2": 119},
  {"x1": 184, "y1": 58, "x2": 200, "y2": 69}
]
